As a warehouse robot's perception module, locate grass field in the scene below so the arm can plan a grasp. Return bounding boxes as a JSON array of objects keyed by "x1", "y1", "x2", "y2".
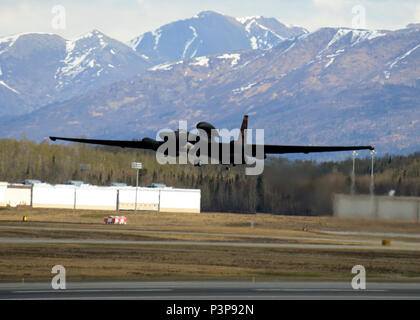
[{"x1": 1, "y1": 207, "x2": 420, "y2": 281}]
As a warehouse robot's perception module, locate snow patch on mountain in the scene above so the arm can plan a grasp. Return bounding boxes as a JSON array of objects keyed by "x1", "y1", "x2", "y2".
[
  {"x1": 382, "y1": 43, "x2": 420, "y2": 79},
  {"x1": 153, "y1": 30, "x2": 162, "y2": 50},
  {"x1": 326, "y1": 29, "x2": 352, "y2": 49},
  {"x1": 235, "y1": 16, "x2": 261, "y2": 24},
  {"x1": 324, "y1": 50, "x2": 345, "y2": 68},
  {"x1": 129, "y1": 35, "x2": 143, "y2": 50},
  {"x1": 250, "y1": 36, "x2": 258, "y2": 49},
  {"x1": 236, "y1": 16, "x2": 287, "y2": 50},
  {"x1": 0, "y1": 80, "x2": 19, "y2": 94},
  {"x1": 326, "y1": 28, "x2": 387, "y2": 50},
  {"x1": 324, "y1": 57, "x2": 335, "y2": 68},
  {"x1": 190, "y1": 56, "x2": 209, "y2": 67},
  {"x1": 57, "y1": 42, "x2": 95, "y2": 81},
  {"x1": 217, "y1": 53, "x2": 240, "y2": 66},
  {"x1": 183, "y1": 26, "x2": 198, "y2": 58},
  {"x1": 232, "y1": 82, "x2": 256, "y2": 94},
  {"x1": 150, "y1": 63, "x2": 174, "y2": 71},
  {"x1": 150, "y1": 60, "x2": 183, "y2": 71},
  {"x1": 388, "y1": 43, "x2": 420, "y2": 69},
  {"x1": 282, "y1": 42, "x2": 296, "y2": 54},
  {"x1": 350, "y1": 29, "x2": 387, "y2": 46},
  {"x1": 0, "y1": 35, "x2": 18, "y2": 54}
]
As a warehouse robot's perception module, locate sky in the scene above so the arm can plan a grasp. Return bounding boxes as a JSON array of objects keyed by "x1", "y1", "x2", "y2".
[{"x1": 0, "y1": 0, "x2": 419, "y2": 42}]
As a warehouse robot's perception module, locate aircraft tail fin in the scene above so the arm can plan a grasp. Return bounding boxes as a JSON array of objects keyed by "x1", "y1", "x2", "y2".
[{"x1": 239, "y1": 115, "x2": 248, "y2": 142}]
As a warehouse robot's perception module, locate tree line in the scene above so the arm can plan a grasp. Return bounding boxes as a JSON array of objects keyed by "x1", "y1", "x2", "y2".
[{"x1": 0, "y1": 138, "x2": 419, "y2": 215}]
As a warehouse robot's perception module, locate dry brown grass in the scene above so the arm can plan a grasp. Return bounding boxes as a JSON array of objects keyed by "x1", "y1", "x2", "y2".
[
  {"x1": 1, "y1": 207, "x2": 420, "y2": 281},
  {"x1": 2, "y1": 243, "x2": 420, "y2": 282}
]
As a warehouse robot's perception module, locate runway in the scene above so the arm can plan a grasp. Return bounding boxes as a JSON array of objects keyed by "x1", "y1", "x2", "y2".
[
  {"x1": 1, "y1": 224, "x2": 420, "y2": 251},
  {"x1": 2, "y1": 237, "x2": 420, "y2": 251},
  {"x1": 1, "y1": 281, "x2": 420, "y2": 300}
]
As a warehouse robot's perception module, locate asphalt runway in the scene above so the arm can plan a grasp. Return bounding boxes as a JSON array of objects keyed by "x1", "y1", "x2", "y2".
[
  {"x1": 1, "y1": 281, "x2": 420, "y2": 300},
  {"x1": 2, "y1": 237, "x2": 420, "y2": 251}
]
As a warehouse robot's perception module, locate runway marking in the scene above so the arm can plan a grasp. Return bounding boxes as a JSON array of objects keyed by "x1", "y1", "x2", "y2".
[
  {"x1": 11, "y1": 288, "x2": 391, "y2": 294},
  {"x1": 3, "y1": 281, "x2": 420, "y2": 300},
  {"x1": 13, "y1": 289, "x2": 172, "y2": 294},
  {"x1": 255, "y1": 288, "x2": 387, "y2": 292}
]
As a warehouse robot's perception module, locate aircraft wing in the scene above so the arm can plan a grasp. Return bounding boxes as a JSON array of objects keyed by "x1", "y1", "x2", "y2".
[
  {"x1": 50, "y1": 136, "x2": 374, "y2": 155},
  {"x1": 262, "y1": 144, "x2": 375, "y2": 154},
  {"x1": 49, "y1": 136, "x2": 163, "y2": 151}
]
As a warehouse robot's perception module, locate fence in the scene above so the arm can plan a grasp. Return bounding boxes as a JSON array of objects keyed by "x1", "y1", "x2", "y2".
[
  {"x1": 333, "y1": 194, "x2": 420, "y2": 221},
  {"x1": 0, "y1": 182, "x2": 201, "y2": 213}
]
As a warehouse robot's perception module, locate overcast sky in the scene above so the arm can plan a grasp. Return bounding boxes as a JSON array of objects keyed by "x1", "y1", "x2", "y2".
[{"x1": 1, "y1": 0, "x2": 419, "y2": 42}]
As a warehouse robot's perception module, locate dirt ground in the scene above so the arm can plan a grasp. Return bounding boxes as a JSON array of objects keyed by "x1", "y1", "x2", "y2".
[{"x1": 1, "y1": 207, "x2": 420, "y2": 281}]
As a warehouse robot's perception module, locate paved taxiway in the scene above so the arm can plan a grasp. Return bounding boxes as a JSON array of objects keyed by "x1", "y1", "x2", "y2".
[
  {"x1": 1, "y1": 225, "x2": 420, "y2": 251},
  {"x1": 1, "y1": 237, "x2": 420, "y2": 251},
  {"x1": 1, "y1": 281, "x2": 420, "y2": 300}
]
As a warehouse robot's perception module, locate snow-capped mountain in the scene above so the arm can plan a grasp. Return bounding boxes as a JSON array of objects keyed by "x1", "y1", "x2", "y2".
[
  {"x1": 0, "y1": 12, "x2": 419, "y2": 158},
  {"x1": 54, "y1": 29, "x2": 150, "y2": 98},
  {"x1": 0, "y1": 33, "x2": 65, "y2": 115},
  {"x1": 3, "y1": 24, "x2": 419, "y2": 158},
  {"x1": 129, "y1": 11, "x2": 308, "y2": 65},
  {"x1": 236, "y1": 16, "x2": 308, "y2": 50},
  {"x1": 0, "y1": 30, "x2": 150, "y2": 117}
]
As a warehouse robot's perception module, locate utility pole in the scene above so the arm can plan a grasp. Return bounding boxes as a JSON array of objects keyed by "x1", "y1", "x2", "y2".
[
  {"x1": 131, "y1": 162, "x2": 142, "y2": 212},
  {"x1": 370, "y1": 150, "x2": 376, "y2": 196},
  {"x1": 351, "y1": 151, "x2": 358, "y2": 195}
]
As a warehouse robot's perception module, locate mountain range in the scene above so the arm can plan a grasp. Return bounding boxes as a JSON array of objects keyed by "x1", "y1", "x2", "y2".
[
  {"x1": 0, "y1": 30, "x2": 150, "y2": 117},
  {"x1": 129, "y1": 11, "x2": 308, "y2": 65},
  {"x1": 0, "y1": 11, "x2": 419, "y2": 158}
]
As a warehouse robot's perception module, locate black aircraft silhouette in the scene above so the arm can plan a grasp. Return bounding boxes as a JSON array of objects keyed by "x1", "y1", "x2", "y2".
[{"x1": 50, "y1": 115, "x2": 374, "y2": 167}]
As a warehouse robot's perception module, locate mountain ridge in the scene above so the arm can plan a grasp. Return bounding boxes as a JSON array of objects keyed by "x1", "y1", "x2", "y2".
[
  {"x1": 0, "y1": 29, "x2": 150, "y2": 117},
  {"x1": 0, "y1": 13, "x2": 419, "y2": 159},
  {"x1": 129, "y1": 11, "x2": 308, "y2": 65}
]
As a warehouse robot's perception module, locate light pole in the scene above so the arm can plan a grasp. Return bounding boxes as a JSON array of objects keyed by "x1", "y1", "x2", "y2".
[
  {"x1": 370, "y1": 150, "x2": 377, "y2": 196},
  {"x1": 131, "y1": 162, "x2": 142, "y2": 212},
  {"x1": 351, "y1": 151, "x2": 358, "y2": 195}
]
